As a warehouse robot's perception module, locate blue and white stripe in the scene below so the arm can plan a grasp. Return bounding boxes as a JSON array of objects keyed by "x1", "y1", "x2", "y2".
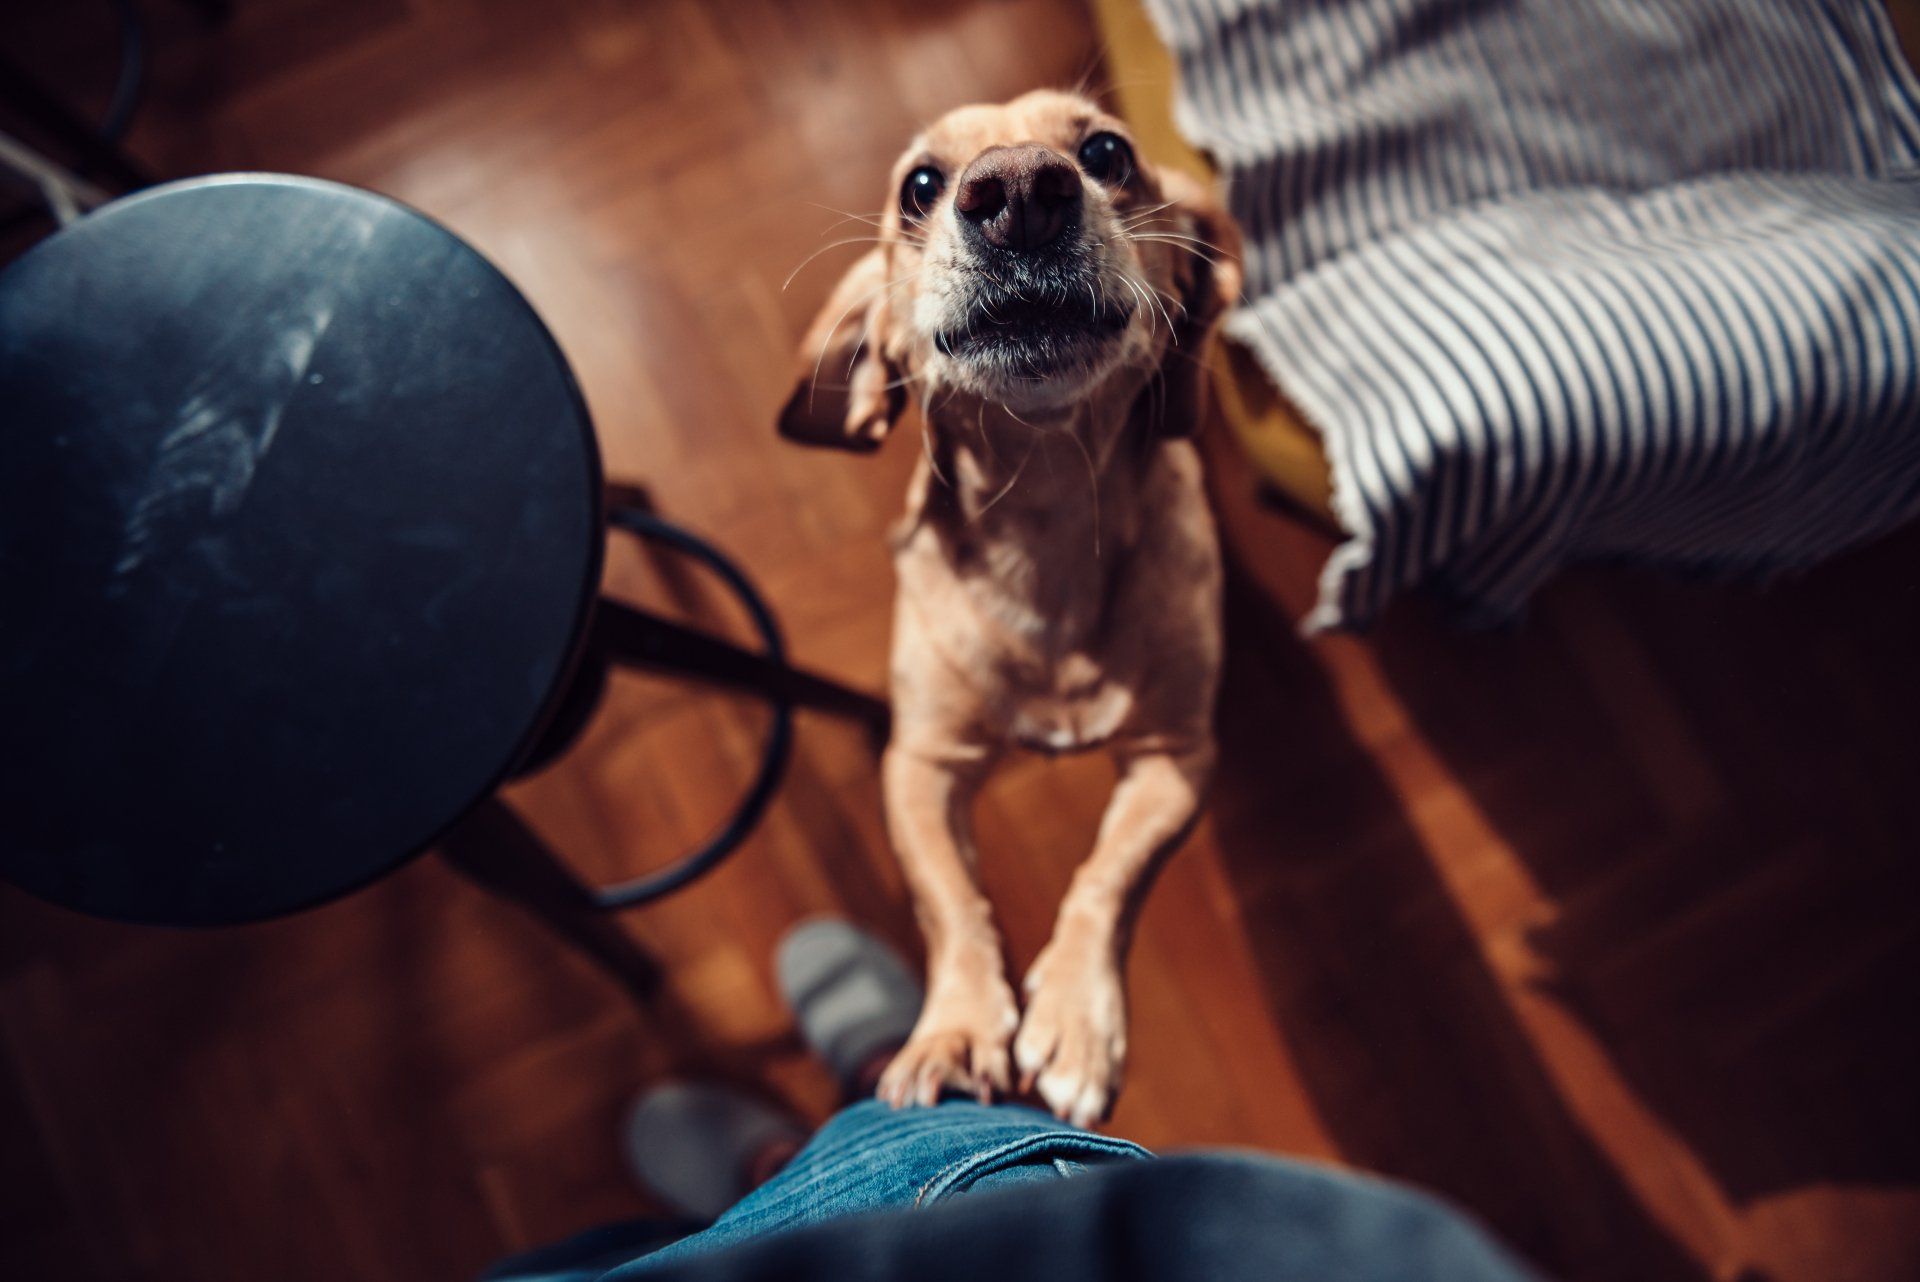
[{"x1": 1144, "y1": 0, "x2": 1920, "y2": 628}]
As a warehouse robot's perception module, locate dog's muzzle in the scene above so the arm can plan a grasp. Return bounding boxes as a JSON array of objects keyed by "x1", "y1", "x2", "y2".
[{"x1": 934, "y1": 269, "x2": 1132, "y2": 376}]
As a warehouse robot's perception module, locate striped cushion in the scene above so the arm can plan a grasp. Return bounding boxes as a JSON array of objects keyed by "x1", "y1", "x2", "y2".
[{"x1": 1145, "y1": 0, "x2": 1920, "y2": 628}]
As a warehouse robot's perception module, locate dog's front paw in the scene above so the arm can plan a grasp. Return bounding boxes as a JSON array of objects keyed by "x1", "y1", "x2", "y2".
[
  {"x1": 1014, "y1": 938, "x2": 1127, "y2": 1128},
  {"x1": 876, "y1": 975, "x2": 1018, "y2": 1108}
]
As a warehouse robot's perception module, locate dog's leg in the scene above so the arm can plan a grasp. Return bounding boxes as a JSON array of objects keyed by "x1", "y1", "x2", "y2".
[
  {"x1": 876, "y1": 745, "x2": 1020, "y2": 1107},
  {"x1": 1014, "y1": 742, "x2": 1213, "y2": 1126}
]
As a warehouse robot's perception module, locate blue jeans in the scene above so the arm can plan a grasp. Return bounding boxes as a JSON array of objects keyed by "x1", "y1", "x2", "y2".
[
  {"x1": 484, "y1": 1099, "x2": 1535, "y2": 1282},
  {"x1": 484, "y1": 1100, "x2": 1150, "y2": 1281}
]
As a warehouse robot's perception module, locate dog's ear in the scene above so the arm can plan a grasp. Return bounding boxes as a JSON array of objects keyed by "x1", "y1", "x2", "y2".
[
  {"x1": 1140, "y1": 169, "x2": 1243, "y2": 438},
  {"x1": 777, "y1": 248, "x2": 903, "y2": 452}
]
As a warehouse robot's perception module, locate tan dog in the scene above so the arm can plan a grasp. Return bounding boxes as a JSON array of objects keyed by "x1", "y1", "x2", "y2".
[{"x1": 778, "y1": 90, "x2": 1241, "y2": 1126}]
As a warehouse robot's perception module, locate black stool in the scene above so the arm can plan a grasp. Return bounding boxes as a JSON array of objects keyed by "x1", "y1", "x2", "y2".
[{"x1": 0, "y1": 174, "x2": 885, "y2": 993}]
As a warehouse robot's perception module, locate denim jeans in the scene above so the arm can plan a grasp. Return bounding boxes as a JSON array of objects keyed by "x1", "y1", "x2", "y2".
[
  {"x1": 484, "y1": 1099, "x2": 1536, "y2": 1282},
  {"x1": 484, "y1": 1100, "x2": 1150, "y2": 1281}
]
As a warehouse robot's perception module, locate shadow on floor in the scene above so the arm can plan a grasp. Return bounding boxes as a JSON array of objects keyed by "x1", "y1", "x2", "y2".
[
  {"x1": 1207, "y1": 550, "x2": 1711, "y2": 1282},
  {"x1": 1363, "y1": 527, "x2": 1920, "y2": 1207}
]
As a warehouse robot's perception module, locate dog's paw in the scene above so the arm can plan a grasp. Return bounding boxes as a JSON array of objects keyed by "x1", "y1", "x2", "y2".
[
  {"x1": 1014, "y1": 939, "x2": 1127, "y2": 1128},
  {"x1": 876, "y1": 977, "x2": 1018, "y2": 1108}
]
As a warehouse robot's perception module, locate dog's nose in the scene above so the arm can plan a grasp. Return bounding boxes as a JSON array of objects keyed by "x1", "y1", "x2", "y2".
[{"x1": 954, "y1": 145, "x2": 1082, "y2": 252}]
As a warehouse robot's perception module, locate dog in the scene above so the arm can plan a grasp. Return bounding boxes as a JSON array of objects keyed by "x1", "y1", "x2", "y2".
[{"x1": 777, "y1": 90, "x2": 1242, "y2": 1126}]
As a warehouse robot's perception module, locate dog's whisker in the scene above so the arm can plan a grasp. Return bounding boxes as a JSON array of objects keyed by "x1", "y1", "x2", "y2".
[
  {"x1": 974, "y1": 400, "x2": 1001, "y2": 466},
  {"x1": 803, "y1": 202, "x2": 907, "y2": 235},
  {"x1": 1125, "y1": 274, "x2": 1156, "y2": 333},
  {"x1": 1126, "y1": 265, "x2": 1180, "y2": 339},
  {"x1": 1123, "y1": 223, "x2": 1218, "y2": 244},
  {"x1": 817, "y1": 214, "x2": 889, "y2": 237},
  {"x1": 809, "y1": 269, "x2": 921, "y2": 411},
  {"x1": 1116, "y1": 274, "x2": 1152, "y2": 337},
  {"x1": 1117, "y1": 270, "x2": 1174, "y2": 342},
  {"x1": 1119, "y1": 201, "x2": 1179, "y2": 228},
  {"x1": 1141, "y1": 274, "x2": 1184, "y2": 310},
  {"x1": 975, "y1": 417, "x2": 1040, "y2": 518},
  {"x1": 846, "y1": 271, "x2": 924, "y2": 380},
  {"x1": 1125, "y1": 233, "x2": 1228, "y2": 264},
  {"x1": 921, "y1": 420, "x2": 954, "y2": 491},
  {"x1": 1127, "y1": 232, "x2": 1224, "y2": 256},
  {"x1": 1061, "y1": 54, "x2": 1107, "y2": 106},
  {"x1": 783, "y1": 237, "x2": 894, "y2": 291},
  {"x1": 1063, "y1": 410, "x2": 1103, "y2": 561}
]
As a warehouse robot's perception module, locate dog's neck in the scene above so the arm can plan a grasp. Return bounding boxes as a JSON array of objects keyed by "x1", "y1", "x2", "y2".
[
  {"x1": 907, "y1": 384, "x2": 1157, "y2": 659},
  {"x1": 925, "y1": 383, "x2": 1144, "y2": 520}
]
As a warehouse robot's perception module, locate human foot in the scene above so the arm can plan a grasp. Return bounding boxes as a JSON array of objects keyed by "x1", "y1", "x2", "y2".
[
  {"x1": 776, "y1": 917, "x2": 924, "y2": 1099},
  {"x1": 624, "y1": 1083, "x2": 808, "y2": 1220}
]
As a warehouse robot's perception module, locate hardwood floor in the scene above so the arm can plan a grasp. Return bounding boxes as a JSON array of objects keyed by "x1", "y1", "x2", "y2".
[{"x1": 3, "y1": 3, "x2": 1917, "y2": 1280}]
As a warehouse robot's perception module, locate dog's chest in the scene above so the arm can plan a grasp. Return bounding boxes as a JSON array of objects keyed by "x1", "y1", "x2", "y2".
[{"x1": 1007, "y1": 653, "x2": 1132, "y2": 754}]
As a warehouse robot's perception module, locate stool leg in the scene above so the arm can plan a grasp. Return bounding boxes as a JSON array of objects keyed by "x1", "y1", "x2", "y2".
[
  {"x1": 592, "y1": 599, "x2": 890, "y2": 734},
  {"x1": 0, "y1": 55, "x2": 154, "y2": 192},
  {"x1": 604, "y1": 480, "x2": 655, "y2": 512},
  {"x1": 439, "y1": 796, "x2": 663, "y2": 1000}
]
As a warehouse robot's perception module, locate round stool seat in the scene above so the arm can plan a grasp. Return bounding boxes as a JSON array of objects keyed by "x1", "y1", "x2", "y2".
[{"x1": 0, "y1": 175, "x2": 601, "y2": 925}]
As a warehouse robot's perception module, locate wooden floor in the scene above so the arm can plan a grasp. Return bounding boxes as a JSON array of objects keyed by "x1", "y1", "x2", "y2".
[{"x1": 3, "y1": 3, "x2": 1918, "y2": 1280}]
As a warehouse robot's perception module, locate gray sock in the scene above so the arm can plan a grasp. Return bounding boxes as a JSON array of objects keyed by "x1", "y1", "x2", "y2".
[{"x1": 776, "y1": 918, "x2": 923, "y2": 1092}]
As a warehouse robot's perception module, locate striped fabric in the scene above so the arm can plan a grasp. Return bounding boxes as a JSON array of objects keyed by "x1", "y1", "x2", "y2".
[{"x1": 1143, "y1": 0, "x2": 1920, "y2": 629}]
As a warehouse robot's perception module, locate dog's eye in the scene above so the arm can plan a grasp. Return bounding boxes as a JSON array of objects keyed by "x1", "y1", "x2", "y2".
[
  {"x1": 900, "y1": 166, "x2": 945, "y2": 219},
  {"x1": 1076, "y1": 131, "x2": 1134, "y2": 185}
]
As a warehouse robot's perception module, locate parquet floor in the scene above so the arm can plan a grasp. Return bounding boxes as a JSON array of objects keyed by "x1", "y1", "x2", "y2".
[{"x1": 3, "y1": 3, "x2": 1917, "y2": 1280}]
